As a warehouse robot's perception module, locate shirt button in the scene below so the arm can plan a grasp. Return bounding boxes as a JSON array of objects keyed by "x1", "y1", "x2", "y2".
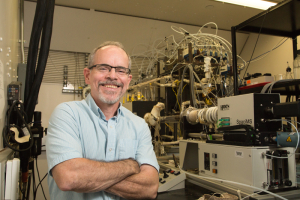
[{"x1": 109, "y1": 148, "x2": 112, "y2": 151}]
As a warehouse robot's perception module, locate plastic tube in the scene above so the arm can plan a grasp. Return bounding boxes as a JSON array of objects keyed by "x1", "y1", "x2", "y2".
[{"x1": 180, "y1": 167, "x2": 288, "y2": 200}]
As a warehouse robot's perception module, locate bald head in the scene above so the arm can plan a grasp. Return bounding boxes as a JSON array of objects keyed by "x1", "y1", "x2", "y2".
[{"x1": 88, "y1": 41, "x2": 131, "y2": 69}]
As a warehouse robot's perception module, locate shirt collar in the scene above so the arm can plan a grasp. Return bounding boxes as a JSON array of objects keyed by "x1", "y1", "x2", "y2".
[{"x1": 85, "y1": 93, "x2": 124, "y2": 121}]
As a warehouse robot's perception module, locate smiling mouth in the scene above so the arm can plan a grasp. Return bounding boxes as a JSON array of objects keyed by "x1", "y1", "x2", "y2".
[
  {"x1": 99, "y1": 81, "x2": 123, "y2": 89},
  {"x1": 103, "y1": 84, "x2": 119, "y2": 88}
]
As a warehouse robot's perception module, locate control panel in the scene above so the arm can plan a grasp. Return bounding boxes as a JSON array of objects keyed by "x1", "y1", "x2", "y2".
[
  {"x1": 158, "y1": 169, "x2": 186, "y2": 193},
  {"x1": 7, "y1": 81, "x2": 21, "y2": 104}
]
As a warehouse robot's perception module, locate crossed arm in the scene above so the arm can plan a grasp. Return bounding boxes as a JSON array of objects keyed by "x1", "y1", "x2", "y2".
[{"x1": 52, "y1": 158, "x2": 159, "y2": 199}]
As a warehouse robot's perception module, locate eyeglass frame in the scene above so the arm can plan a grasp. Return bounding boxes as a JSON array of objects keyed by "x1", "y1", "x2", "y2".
[{"x1": 88, "y1": 64, "x2": 131, "y2": 75}]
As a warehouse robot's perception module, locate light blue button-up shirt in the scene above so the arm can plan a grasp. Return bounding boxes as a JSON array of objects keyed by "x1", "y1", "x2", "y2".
[{"x1": 46, "y1": 94, "x2": 159, "y2": 200}]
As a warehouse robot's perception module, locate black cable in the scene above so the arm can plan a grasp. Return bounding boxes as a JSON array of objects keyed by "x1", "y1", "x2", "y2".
[
  {"x1": 19, "y1": 183, "x2": 26, "y2": 198},
  {"x1": 3, "y1": 101, "x2": 34, "y2": 152},
  {"x1": 35, "y1": 158, "x2": 47, "y2": 200},
  {"x1": 32, "y1": 161, "x2": 36, "y2": 200},
  {"x1": 25, "y1": 0, "x2": 55, "y2": 123},
  {"x1": 248, "y1": 38, "x2": 289, "y2": 63},
  {"x1": 24, "y1": 0, "x2": 47, "y2": 104},
  {"x1": 242, "y1": 10, "x2": 269, "y2": 80},
  {"x1": 36, "y1": 172, "x2": 48, "y2": 191}
]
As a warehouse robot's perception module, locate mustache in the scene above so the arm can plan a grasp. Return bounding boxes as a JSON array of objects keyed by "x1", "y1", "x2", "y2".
[{"x1": 98, "y1": 81, "x2": 123, "y2": 87}]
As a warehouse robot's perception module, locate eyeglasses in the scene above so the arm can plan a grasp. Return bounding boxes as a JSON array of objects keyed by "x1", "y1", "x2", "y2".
[{"x1": 89, "y1": 64, "x2": 131, "y2": 75}]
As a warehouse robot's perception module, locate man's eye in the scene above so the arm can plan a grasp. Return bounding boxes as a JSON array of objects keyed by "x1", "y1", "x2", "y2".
[
  {"x1": 117, "y1": 68, "x2": 126, "y2": 73},
  {"x1": 99, "y1": 67, "x2": 108, "y2": 71}
]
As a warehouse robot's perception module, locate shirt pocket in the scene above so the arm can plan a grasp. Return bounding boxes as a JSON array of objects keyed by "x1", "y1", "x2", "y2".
[{"x1": 118, "y1": 139, "x2": 138, "y2": 160}]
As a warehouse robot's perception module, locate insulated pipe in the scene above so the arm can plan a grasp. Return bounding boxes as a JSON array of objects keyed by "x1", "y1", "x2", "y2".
[
  {"x1": 183, "y1": 79, "x2": 203, "y2": 88},
  {"x1": 187, "y1": 109, "x2": 199, "y2": 124},
  {"x1": 181, "y1": 100, "x2": 205, "y2": 110},
  {"x1": 144, "y1": 102, "x2": 165, "y2": 126},
  {"x1": 161, "y1": 141, "x2": 180, "y2": 146},
  {"x1": 159, "y1": 115, "x2": 180, "y2": 123},
  {"x1": 183, "y1": 106, "x2": 218, "y2": 125},
  {"x1": 129, "y1": 75, "x2": 171, "y2": 90},
  {"x1": 152, "y1": 82, "x2": 173, "y2": 87}
]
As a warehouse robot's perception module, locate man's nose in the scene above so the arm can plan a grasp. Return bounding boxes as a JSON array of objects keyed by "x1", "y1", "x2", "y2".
[{"x1": 106, "y1": 68, "x2": 117, "y2": 79}]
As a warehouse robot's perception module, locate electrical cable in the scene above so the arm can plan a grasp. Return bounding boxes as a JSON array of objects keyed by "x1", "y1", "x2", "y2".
[
  {"x1": 241, "y1": 191, "x2": 263, "y2": 200},
  {"x1": 242, "y1": 10, "x2": 268, "y2": 80},
  {"x1": 179, "y1": 167, "x2": 288, "y2": 200},
  {"x1": 177, "y1": 65, "x2": 197, "y2": 109},
  {"x1": 24, "y1": 0, "x2": 55, "y2": 123},
  {"x1": 248, "y1": 37, "x2": 288, "y2": 63},
  {"x1": 132, "y1": 23, "x2": 248, "y2": 99},
  {"x1": 34, "y1": 158, "x2": 47, "y2": 200},
  {"x1": 192, "y1": 71, "x2": 217, "y2": 106},
  {"x1": 35, "y1": 172, "x2": 48, "y2": 192},
  {"x1": 3, "y1": 100, "x2": 34, "y2": 152},
  {"x1": 19, "y1": 183, "x2": 26, "y2": 199},
  {"x1": 24, "y1": 0, "x2": 47, "y2": 103},
  {"x1": 32, "y1": 161, "x2": 36, "y2": 200},
  {"x1": 197, "y1": 22, "x2": 218, "y2": 36}
]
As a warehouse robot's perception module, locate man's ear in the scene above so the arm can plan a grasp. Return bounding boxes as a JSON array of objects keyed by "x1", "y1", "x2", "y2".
[
  {"x1": 125, "y1": 74, "x2": 132, "y2": 90},
  {"x1": 83, "y1": 68, "x2": 91, "y2": 85}
]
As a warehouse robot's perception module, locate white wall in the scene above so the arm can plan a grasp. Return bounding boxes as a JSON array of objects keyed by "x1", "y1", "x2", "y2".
[
  {"x1": 35, "y1": 83, "x2": 82, "y2": 128},
  {"x1": 240, "y1": 33, "x2": 299, "y2": 80},
  {"x1": 24, "y1": 2, "x2": 249, "y2": 54},
  {"x1": 0, "y1": 0, "x2": 20, "y2": 150}
]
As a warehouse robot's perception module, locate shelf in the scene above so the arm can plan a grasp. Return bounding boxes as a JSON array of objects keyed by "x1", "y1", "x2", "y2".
[
  {"x1": 239, "y1": 79, "x2": 300, "y2": 96},
  {"x1": 234, "y1": 0, "x2": 300, "y2": 38}
]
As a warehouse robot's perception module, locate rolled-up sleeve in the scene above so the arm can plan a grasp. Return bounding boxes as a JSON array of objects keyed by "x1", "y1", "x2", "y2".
[
  {"x1": 135, "y1": 121, "x2": 159, "y2": 172},
  {"x1": 46, "y1": 103, "x2": 83, "y2": 176}
]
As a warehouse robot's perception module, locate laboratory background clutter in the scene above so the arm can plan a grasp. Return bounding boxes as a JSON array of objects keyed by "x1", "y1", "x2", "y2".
[{"x1": 0, "y1": 0, "x2": 300, "y2": 200}]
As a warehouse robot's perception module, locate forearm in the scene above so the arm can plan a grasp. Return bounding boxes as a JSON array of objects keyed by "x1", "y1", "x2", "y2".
[
  {"x1": 105, "y1": 165, "x2": 159, "y2": 199},
  {"x1": 52, "y1": 158, "x2": 139, "y2": 193}
]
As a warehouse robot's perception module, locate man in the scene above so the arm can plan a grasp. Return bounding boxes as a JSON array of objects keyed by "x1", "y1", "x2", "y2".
[{"x1": 46, "y1": 41, "x2": 159, "y2": 200}]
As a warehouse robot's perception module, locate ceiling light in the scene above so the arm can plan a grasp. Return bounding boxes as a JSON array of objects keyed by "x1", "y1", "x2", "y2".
[{"x1": 214, "y1": 0, "x2": 277, "y2": 10}]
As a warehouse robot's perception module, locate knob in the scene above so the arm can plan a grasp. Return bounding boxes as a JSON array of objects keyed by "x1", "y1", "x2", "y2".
[
  {"x1": 163, "y1": 171, "x2": 169, "y2": 178},
  {"x1": 285, "y1": 180, "x2": 292, "y2": 186}
]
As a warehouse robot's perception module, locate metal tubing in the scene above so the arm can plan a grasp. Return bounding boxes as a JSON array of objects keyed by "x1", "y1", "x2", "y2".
[
  {"x1": 174, "y1": 123, "x2": 177, "y2": 141},
  {"x1": 157, "y1": 61, "x2": 161, "y2": 101},
  {"x1": 293, "y1": 37, "x2": 297, "y2": 59},
  {"x1": 188, "y1": 43, "x2": 193, "y2": 63},
  {"x1": 231, "y1": 26, "x2": 239, "y2": 96},
  {"x1": 159, "y1": 115, "x2": 181, "y2": 123}
]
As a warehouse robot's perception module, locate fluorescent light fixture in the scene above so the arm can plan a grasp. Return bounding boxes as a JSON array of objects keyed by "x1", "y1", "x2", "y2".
[{"x1": 214, "y1": 0, "x2": 277, "y2": 10}]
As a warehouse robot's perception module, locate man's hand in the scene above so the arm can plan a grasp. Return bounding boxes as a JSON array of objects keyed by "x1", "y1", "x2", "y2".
[
  {"x1": 52, "y1": 158, "x2": 140, "y2": 193},
  {"x1": 105, "y1": 164, "x2": 159, "y2": 199},
  {"x1": 124, "y1": 159, "x2": 140, "y2": 174}
]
